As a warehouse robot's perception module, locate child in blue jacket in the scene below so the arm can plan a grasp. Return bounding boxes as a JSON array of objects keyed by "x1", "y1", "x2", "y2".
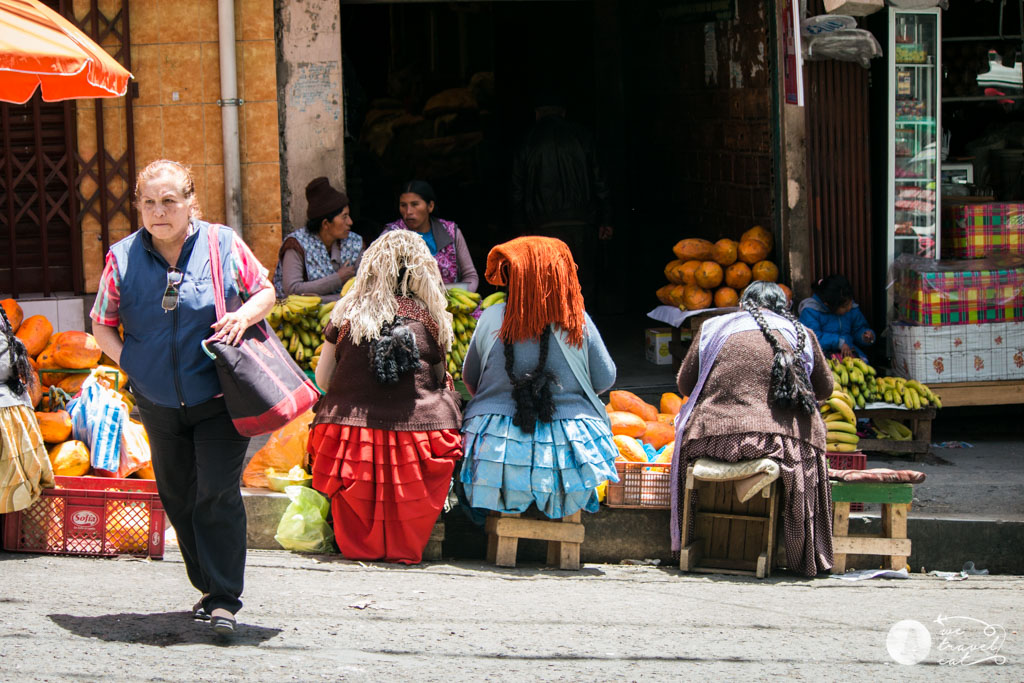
[{"x1": 798, "y1": 274, "x2": 875, "y2": 359}]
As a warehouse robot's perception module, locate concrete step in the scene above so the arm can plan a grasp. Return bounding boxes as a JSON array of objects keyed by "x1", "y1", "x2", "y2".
[{"x1": 241, "y1": 488, "x2": 1024, "y2": 573}]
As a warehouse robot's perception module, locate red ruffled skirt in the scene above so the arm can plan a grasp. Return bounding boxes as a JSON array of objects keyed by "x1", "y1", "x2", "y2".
[{"x1": 308, "y1": 423, "x2": 463, "y2": 564}]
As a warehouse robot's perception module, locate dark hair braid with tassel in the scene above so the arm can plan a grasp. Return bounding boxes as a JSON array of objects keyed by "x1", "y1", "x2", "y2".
[
  {"x1": 0, "y1": 306, "x2": 31, "y2": 397},
  {"x1": 504, "y1": 326, "x2": 559, "y2": 433},
  {"x1": 741, "y1": 290, "x2": 817, "y2": 415},
  {"x1": 368, "y1": 317, "x2": 420, "y2": 384}
]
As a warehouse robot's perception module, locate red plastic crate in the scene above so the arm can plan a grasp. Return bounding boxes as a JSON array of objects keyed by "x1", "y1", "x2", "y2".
[
  {"x1": 605, "y1": 462, "x2": 671, "y2": 509},
  {"x1": 2, "y1": 475, "x2": 166, "y2": 558},
  {"x1": 826, "y1": 452, "x2": 867, "y2": 512}
]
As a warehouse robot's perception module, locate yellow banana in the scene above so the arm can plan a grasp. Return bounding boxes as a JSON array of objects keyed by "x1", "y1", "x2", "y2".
[
  {"x1": 823, "y1": 412, "x2": 845, "y2": 423},
  {"x1": 826, "y1": 430, "x2": 859, "y2": 445},
  {"x1": 827, "y1": 398, "x2": 856, "y2": 423},
  {"x1": 830, "y1": 390, "x2": 854, "y2": 409},
  {"x1": 827, "y1": 421, "x2": 857, "y2": 435},
  {"x1": 828, "y1": 442, "x2": 858, "y2": 453}
]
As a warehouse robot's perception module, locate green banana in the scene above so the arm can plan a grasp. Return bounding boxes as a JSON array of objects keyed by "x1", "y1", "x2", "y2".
[{"x1": 481, "y1": 291, "x2": 507, "y2": 309}]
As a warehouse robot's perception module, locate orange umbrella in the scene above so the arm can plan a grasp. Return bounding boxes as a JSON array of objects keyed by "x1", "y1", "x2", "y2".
[{"x1": 0, "y1": 0, "x2": 132, "y2": 103}]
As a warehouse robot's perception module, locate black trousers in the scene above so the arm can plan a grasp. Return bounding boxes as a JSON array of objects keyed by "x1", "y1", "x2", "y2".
[
  {"x1": 136, "y1": 394, "x2": 249, "y2": 615},
  {"x1": 526, "y1": 222, "x2": 597, "y2": 309}
]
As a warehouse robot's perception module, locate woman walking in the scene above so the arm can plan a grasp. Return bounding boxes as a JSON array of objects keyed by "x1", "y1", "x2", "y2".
[{"x1": 91, "y1": 159, "x2": 276, "y2": 636}]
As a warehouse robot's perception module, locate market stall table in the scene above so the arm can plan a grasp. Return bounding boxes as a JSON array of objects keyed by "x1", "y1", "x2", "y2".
[{"x1": 855, "y1": 404, "x2": 936, "y2": 461}]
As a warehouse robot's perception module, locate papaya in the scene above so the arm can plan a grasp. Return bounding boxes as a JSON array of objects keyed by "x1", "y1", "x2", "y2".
[
  {"x1": 52, "y1": 331, "x2": 102, "y2": 369},
  {"x1": 681, "y1": 284, "x2": 712, "y2": 311},
  {"x1": 694, "y1": 261, "x2": 723, "y2": 289},
  {"x1": 742, "y1": 225, "x2": 774, "y2": 250},
  {"x1": 657, "y1": 413, "x2": 675, "y2": 424},
  {"x1": 641, "y1": 421, "x2": 675, "y2": 449},
  {"x1": 608, "y1": 410, "x2": 647, "y2": 438},
  {"x1": 1, "y1": 298, "x2": 23, "y2": 333},
  {"x1": 660, "y1": 392, "x2": 685, "y2": 416},
  {"x1": 612, "y1": 435, "x2": 647, "y2": 463},
  {"x1": 135, "y1": 462, "x2": 156, "y2": 480},
  {"x1": 724, "y1": 262, "x2": 752, "y2": 290},
  {"x1": 35, "y1": 343, "x2": 67, "y2": 387},
  {"x1": 738, "y1": 239, "x2": 770, "y2": 265},
  {"x1": 711, "y1": 239, "x2": 738, "y2": 266},
  {"x1": 713, "y1": 286, "x2": 740, "y2": 308},
  {"x1": 91, "y1": 365, "x2": 128, "y2": 391},
  {"x1": 26, "y1": 368, "x2": 43, "y2": 408},
  {"x1": 56, "y1": 373, "x2": 88, "y2": 396},
  {"x1": 48, "y1": 440, "x2": 90, "y2": 476},
  {"x1": 664, "y1": 260, "x2": 686, "y2": 284},
  {"x1": 36, "y1": 409, "x2": 73, "y2": 443},
  {"x1": 667, "y1": 284, "x2": 686, "y2": 307},
  {"x1": 672, "y1": 238, "x2": 714, "y2": 262},
  {"x1": 751, "y1": 260, "x2": 779, "y2": 283},
  {"x1": 656, "y1": 284, "x2": 676, "y2": 306},
  {"x1": 609, "y1": 390, "x2": 659, "y2": 422},
  {"x1": 680, "y1": 260, "x2": 701, "y2": 286},
  {"x1": 777, "y1": 283, "x2": 793, "y2": 304},
  {"x1": 15, "y1": 315, "x2": 53, "y2": 357}
]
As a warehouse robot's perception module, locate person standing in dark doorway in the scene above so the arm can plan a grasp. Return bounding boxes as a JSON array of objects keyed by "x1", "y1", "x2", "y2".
[{"x1": 510, "y1": 96, "x2": 612, "y2": 308}]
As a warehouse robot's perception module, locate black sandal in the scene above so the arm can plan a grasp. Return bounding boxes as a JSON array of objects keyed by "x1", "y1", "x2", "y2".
[
  {"x1": 210, "y1": 614, "x2": 236, "y2": 637},
  {"x1": 192, "y1": 599, "x2": 210, "y2": 621}
]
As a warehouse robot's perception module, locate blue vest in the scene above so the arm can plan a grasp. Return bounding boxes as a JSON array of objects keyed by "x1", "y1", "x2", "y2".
[{"x1": 111, "y1": 220, "x2": 239, "y2": 408}]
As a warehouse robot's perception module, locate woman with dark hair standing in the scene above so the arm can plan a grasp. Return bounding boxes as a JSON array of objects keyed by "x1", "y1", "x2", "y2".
[
  {"x1": 273, "y1": 177, "x2": 363, "y2": 302},
  {"x1": 382, "y1": 180, "x2": 479, "y2": 292},
  {"x1": 458, "y1": 236, "x2": 618, "y2": 518},
  {"x1": 0, "y1": 306, "x2": 53, "y2": 514},
  {"x1": 671, "y1": 281, "x2": 835, "y2": 576}
]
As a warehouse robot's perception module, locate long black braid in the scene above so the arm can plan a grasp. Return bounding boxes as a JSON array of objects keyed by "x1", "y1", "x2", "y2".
[
  {"x1": 504, "y1": 326, "x2": 559, "y2": 433},
  {"x1": 742, "y1": 298, "x2": 817, "y2": 415},
  {"x1": 0, "y1": 306, "x2": 31, "y2": 397},
  {"x1": 368, "y1": 317, "x2": 420, "y2": 384}
]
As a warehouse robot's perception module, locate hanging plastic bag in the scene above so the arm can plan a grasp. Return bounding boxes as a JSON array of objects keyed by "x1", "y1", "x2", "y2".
[
  {"x1": 67, "y1": 375, "x2": 127, "y2": 473},
  {"x1": 804, "y1": 29, "x2": 883, "y2": 69},
  {"x1": 274, "y1": 485, "x2": 334, "y2": 553},
  {"x1": 242, "y1": 410, "x2": 315, "y2": 488},
  {"x1": 117, "y1": 419, "x2": 151, "y2": 478}
]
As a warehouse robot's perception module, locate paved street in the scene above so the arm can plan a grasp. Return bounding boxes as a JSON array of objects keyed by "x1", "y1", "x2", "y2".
[{"x1": 0, "y1": 548, "x2": 1020, "y2": 681}]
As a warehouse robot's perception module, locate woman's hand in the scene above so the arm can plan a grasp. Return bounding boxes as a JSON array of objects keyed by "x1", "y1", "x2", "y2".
[
  {"x1": 840, "y1": 342, "x2": 854, "y2": 358},
  {"x1": 862, "y1": 330, "x2": 875, "y2": 345},
  {"x1": 337, "y1": 264, "x2": 356, "y2": 283},
  {"x1": 210, "y1": 310, "x2": 252, "y2": 346}
]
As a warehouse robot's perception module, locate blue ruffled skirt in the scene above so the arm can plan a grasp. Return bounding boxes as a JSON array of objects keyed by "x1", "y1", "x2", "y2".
[{"x1": 459, "y1": 414, "x2": 619, "y2": 518}]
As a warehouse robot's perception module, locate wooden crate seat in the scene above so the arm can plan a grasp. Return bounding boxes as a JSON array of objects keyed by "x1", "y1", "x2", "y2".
[
  {"x1": 485, "y1": 511, "x2": 585, "y2": 570},
  {"x1": 830, "y1": 481, "x2": 914, "y2": 574}
]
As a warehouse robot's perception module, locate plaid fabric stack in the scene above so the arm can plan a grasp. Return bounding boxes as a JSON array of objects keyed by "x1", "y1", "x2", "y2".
[
  {"x1": 941, "y1": 202, "x2": 1024, "y2": 259},
  {"x1": 896, "y1": 259, "x2": 1024, "y2": 325}
]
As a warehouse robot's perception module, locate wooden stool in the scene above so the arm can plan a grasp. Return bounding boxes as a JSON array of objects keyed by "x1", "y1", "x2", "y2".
[
  {"x1": 485, "y1": 511, "x2": 584, "y2": 570},
  {"x1": 830, "y1": 481, "x2": 913, "y2": 574},
  {"x1": 421, "y1": 518, "x2": 445, "y2": 561},
  {"x1": 679, "y1": 462, "x2": 780, "y2": 579}
]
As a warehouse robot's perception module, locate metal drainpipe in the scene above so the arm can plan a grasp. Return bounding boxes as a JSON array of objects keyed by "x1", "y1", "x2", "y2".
[{"x1": 218, "y1": 0, "x2": 243, "y2": 231}]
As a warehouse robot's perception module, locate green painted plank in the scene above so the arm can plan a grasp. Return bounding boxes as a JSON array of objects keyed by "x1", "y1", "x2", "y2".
[{"x1": 830, "y1": 481, "x2": 914, "y2": 503}]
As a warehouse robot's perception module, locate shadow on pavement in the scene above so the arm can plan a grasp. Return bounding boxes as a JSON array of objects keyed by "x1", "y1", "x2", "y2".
[{"x1": 48, "y1": 611, "x2": 282, "y2": 647}]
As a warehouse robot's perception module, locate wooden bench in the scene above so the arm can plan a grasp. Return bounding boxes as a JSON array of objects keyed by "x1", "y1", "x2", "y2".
[
  {"x1": 485, "y1": 511, "x2": 585, "y2": 570},
  {"x1": 679, "y1": 465, "x2": 780, "y2": 579},
  {"x1": 830, "y1": 481, "x2": 913, "y2": 574},
  {"x1": 854, "y1": 406, "x2": 935, "y2": 461}
]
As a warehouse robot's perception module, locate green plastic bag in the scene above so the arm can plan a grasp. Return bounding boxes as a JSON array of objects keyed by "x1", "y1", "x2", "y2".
[{"x1": 274, "y1": 485, "x2": 334, "y2": 553}]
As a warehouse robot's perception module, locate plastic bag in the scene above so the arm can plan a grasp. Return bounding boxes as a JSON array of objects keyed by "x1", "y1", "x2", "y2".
[
  {"x1": 804, "y1": 29, "x2": 883, "y2": 69},
  {"x1": 274, "y1": 485, "x2": 334, "y2": 553},
  {"x1": 242, "y1": 410, "x2": 315, "y2": 488},
  {"x1": 117, "y1": 419, "x2": 151, "y2": 478},
  {"x1": 67, "y1": 376, "x2": 128, "y2": 473}
]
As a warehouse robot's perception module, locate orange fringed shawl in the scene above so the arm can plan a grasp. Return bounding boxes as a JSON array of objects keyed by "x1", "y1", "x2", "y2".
[{"x1": 484, "y1": 236, "x2": 586, "y2": 347}]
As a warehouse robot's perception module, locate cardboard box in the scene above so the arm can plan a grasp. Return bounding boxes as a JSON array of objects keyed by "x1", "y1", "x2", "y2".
[
  {"x1": 891, "y1": 321, "x2": 1024, "y2": 382},
  {"x1": 941, "y1": 202, "x2": 1024, "y2": 260},
  {"x1": 645, "y1": 327, "x2": 673, "y2": 365}
]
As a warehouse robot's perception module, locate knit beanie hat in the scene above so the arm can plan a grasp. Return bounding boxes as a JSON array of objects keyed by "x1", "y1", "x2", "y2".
[
  {"x1": 306, "y1": 177, "x2": 348, "y2": 221},
  {"x1": 485, "y1": 236, "x2": 585, "y2": 347}
]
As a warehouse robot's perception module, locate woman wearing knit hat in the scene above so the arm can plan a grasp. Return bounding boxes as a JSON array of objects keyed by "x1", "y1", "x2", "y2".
[
  {"x1": 382, "y1": 180, "x2": 479, "y2": 292},
  {"x1": 273, "y1": 176, "x2": 363, "y2": 302},
  {"x1": 458, "y1": 237, "x2": 618, "y2": 519},
  {"x1": 670, "y1": 281, "x2": 835, "y2": 576},
  {"x1": 309, "y1": 230, "x2": 463, "y2": 564}
]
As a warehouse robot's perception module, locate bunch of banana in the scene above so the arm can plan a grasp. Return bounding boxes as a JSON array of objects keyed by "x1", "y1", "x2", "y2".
[
  {"x1": 445, "y1": 288, "x2": 482, "y2": 381},
  {"x1": 827, "y1": 357, "x2": 877, "y2": 409},
  {"x1": 309, "y1": 342, "x2": 325, "y2": 374},
  {"x1": 819, "y1": 389, "x2": 860, "y2": 453},
  {"x1": 266, "y1": 295, "x2": 335, "y2": 370},
  {"x1": 871, "y1": 417, "x2": 913, "y2": 441},
  {"x1": 872, "y1": 376, "x2": 941, "y2": 409},
  {"x1": 480, "y1": 291, "x2": 506, "y2": 309}
]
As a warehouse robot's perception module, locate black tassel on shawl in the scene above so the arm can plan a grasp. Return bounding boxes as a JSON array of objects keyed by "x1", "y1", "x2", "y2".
[
  {"x1": 744, "y1": 301, "x2": 817, "y2": 415},
  {"x1": 368, "y1": 318, "x2": 420, "y2": 384}
]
